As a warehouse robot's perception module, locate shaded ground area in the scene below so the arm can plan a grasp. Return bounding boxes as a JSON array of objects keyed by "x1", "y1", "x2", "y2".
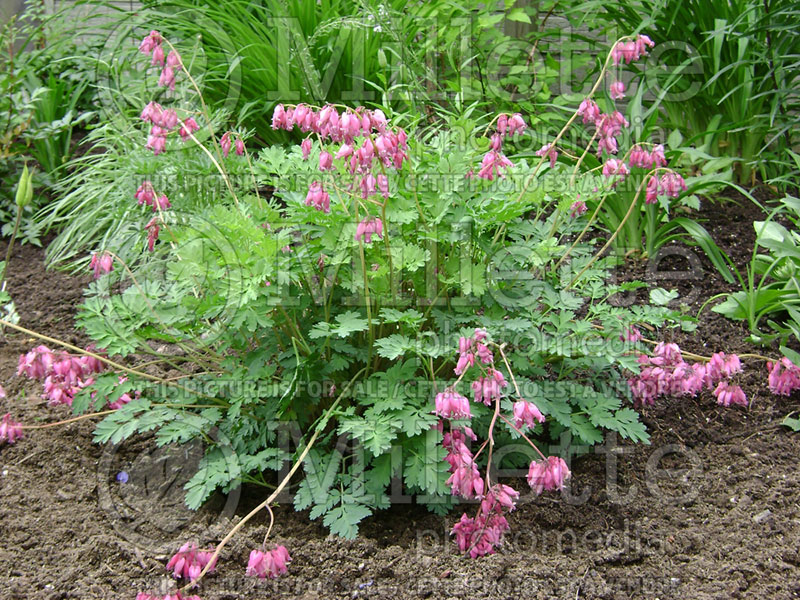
[{"x1": 1, "y1": 193, "x2": 799, "y2": 599}]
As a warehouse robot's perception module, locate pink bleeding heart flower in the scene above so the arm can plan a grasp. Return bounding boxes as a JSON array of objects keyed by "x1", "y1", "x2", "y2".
[
  {"x1": 272, "y1": 104, "x2": 290, "y2": 130},
  {"x1": 319, "y1": 150, "x2": 333, "y2": 171},
  {"x1": 602, "y1": 158, "x2": 629, "y2": 179},
  {"x1": 434, "y1": 390, "x2": 472, "y2": 420},
  {"x1": 496, "y1": 114, "x2": 508, "y2": 137},
  {"x1": 645, "y1": 175, "x2": 659, "y2": 204},
  {"x1": 659, "y1": 172, "x2": 686, "y2": 197},
  {"x1": 89, "y1": 252, "x2": 114, "y2": 279},
  {"x1": 178, "y1": 117, "x2": 199, "y2": 141},
  {"x1": 153, "y1": 194, "x2": 171, "y2": 211},
  {"x1": 301, "y1": 138, "x2": 312, "y2": 160},
  {"x1": 140, "y1": 101, "x2": 163, "y2": 124},
  {"x1": 151, "y1": 44, "x2": 165, "y2": 67},
  {"x1": 0, "y1": 413, "x2": 24, "y2": 445},
  {"x1": 359, "y1": 173, "x2": 377, "y2": 198},
  {"x1": 220, "y1": 132, "x2": 232, "y2": 158},
  {"x1": 166, "y1": 541, "x2": 217, "y2": 581},
  {"x1": 628, "y1": 145, "x2": 652, "y2": 168},
  {"x1": 507, "y1": 113, "x2": 526, "y2": 136},
  {"x1": 376, "y1": 173, "x2": 389, "y2": 199},
  {"x1": 138, "y1": 30, "x2": 163, "y2": 55},
  {"x1": 713, "y1": 381, "x2": 747, "y2": 407},
  {"x1": 767, "y1": 358, "x2": 800, "y2": 396},
  {"x1": 570, "y1": 199, "x2": 587, "y2": 218},
  {"x1": 651, "y1": 144, "x2": 668, "y2": 167},
  {"x1": 527, "y1": 456, "x2": 571, "y2": 494},
  {"x1": 246, "y1": 545, "x2": 291, "y2": 579},
  {"x1": 481, "y1": 483, "x2": 520, "y2": 514},
  {"x1": 305, "y1": 181, "x2": 330, "y2": 213},
  {"x1": 512, "y1": 400, "x2": 545, "y2": 429},
  {"x1": 166, "y1": 50, "x2": 181, "y2": 69},
  {"x1": 451, "y1": 512, "x2": 510, "y2": 558},
  {"x1": 477, "y1": 151, "x2": 513, "y2": 180},
  {"x1": 235, "y1": 138, "x2": 245, "y2": 156},
  {"x1": 578, "y1": 98, "x2": 600, "y2": 125},
  {"x1": 354, "y1": 217, "x2": 383, "y2": 244},
  {"x1": 135, "y1": 181, "x2": 156, "y2": 207},
  {"x1": 335, "y1": 143, "x2": 353, "y2": 160},
  {"x1": 158, "y1": 65, "x2": 175, "y2": 90},
  {"x1": 609, "y1": 80, "x2": 625, "y2": 100},
  {"x1": 155, "y1": 109, "x2": 178, "y2": 130},
  {"x1": 145, "y1": 217, "x2": 160, "y2": 252},
  {"x1": 535, "y1": 143, "x2": 558, "y2": 168},
  {"x1": 146, "y1": 126, "x2": 167, "y2": 156}
]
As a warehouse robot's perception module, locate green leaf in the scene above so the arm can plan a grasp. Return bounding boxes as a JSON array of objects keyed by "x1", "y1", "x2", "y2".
[
  {"x1": 322, "y1": 501, "x2": 373, "y2": 539},
  {"x1": 667, "y1": 129, "x2": 683, "y2": 150},
  {"x1": 781, "y1": 416, "x2": 800, "y2": 432},
  {"x1": 650, "y1": 287, "x2": 679, "y2": 306},
  {"x1": 507, "y1": 8, "x2": 532, "y2": 23},
  {"x1": 338, "y1": 411, "x2": 400, "y2": 457},
  {"x1": 374, "y1": 334, "x2": 416, "y2": 360},
  {"x1": 332, "y1": 311, "x2": 369, "y2": 337},
  {"x1": 612, "y1": 408, "x2": 650, "y2": 444},
  {"x1": 403, "y1": 431, "x2": 448, "y2": 494},
  {"x1": 570, "y1": 414, "x2": 604, "y2": 445}
]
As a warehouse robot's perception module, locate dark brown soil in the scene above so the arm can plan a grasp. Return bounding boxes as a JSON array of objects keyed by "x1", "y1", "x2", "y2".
[{"x1": 1, "y1": 193, "x2": 800, "y2": 600}]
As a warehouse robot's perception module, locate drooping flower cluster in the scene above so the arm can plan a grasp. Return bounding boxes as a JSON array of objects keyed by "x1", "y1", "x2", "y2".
[
  {"x1": 145, "y1": 217, "x2": 161, "y2": 252},
  {"x1": 602, "y1": 157, "x2": 630, "y2": 181},
  {"x1": 246, "y1": 545, "x2": 291, "y2": 579},
  {"x1": 451, "y1": 483, "x2": 518, "y2": 558},
  {"x1": 17, "y1": 345, "x2": 107, "y2": 407},
  {"x1": 436, "y1": 331, "x2": 573, "y2": 558},
  {"x1": 166, "y1": 542, "x2": 217, "y2": 581},
  {"x1": 609, "y1": 80, "x2": 626, "y2": 100},
  {"x1": 476, "y1": 113, "x2": 525, "y2": 180},
  {"x1": 89, "y1": 251, "x2": 114, "y2": 279},
  {"x1": 512, "y1": 400, "x2": 545, "y2": 429},
  {"x1": 535, "y1": 143, "x2": 558, "y2": 168},
  {"x1": 135, "y1": 181, "x2": 171, "y2": 212},
  {"x1": 272, "y1": 103, "x2": 408, "y2": 213},
  {"x1": 139, "y1": 30, "x2": 181, "y2": 91},
  {"x1": 434, "y1": 390, "x2": 472, "y2": 420},
  {"x1": 627, "y1": 343, "x2": 746, "y2": 407},
  {"x1": 454, "y1": 329, "x2": 493, "y2": 375},
  {"x1": 220, "y1": 131, "x2": 245, "y2": 157},
  {"x1": 355, "y1": 217, "x2": 383, "y2": 244},
  {"x1": 527, "y1": 456, "x2": 571, "y2": 494},
  {"x1": 570, "y1": 199, "x2": 588, "y2": 218},
  {"x1": 442, "y1": 424, "x2": 483, "y2": 499},
  {"x1": 645, "y1": 172, "x2": 687, "y2": 204},
  {"x1": 767, "y1": 357, "x2": 800, "y2": 396},
  {"x1": 304, "y1": 181, "x2": 330, "y2": 213},
  {"x1": 629, "y1": 144, "x2": 667, "y2": 170},
  {"x1": 471, "y1": 368, "x2": 508, "y2": 405},
  {"x1": 580, "y1": 109, "x2": 629, "y2": 157},
  {"x1": 140, "y1": 102, "x2": 199, "y2": 156},
  {"x1": 0, "y1": 413, "x2": 24, "y2": 445},
  {"x1": 611, "y1": 34, "x2": 655, "y2": 66}
]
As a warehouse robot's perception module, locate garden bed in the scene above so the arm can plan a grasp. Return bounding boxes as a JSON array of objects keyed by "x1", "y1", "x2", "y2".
[{"x1": 1, "y1": 193, "x2": 799, "y2": 600}]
